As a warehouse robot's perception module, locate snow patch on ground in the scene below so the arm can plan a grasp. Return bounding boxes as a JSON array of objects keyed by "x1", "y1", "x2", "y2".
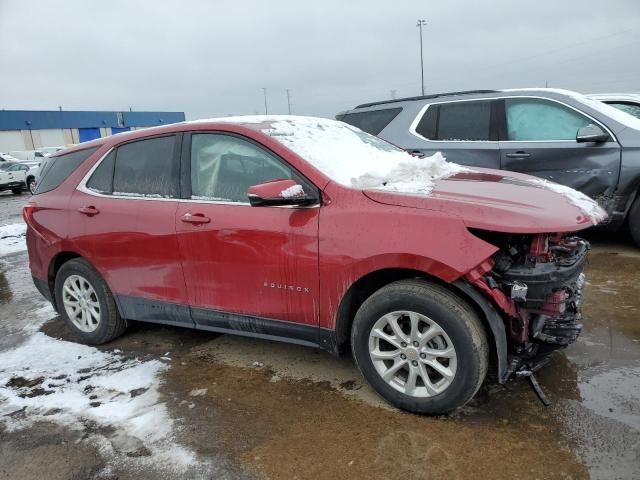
[
  {"x1": 189, "y1": 115, "x2": 465, "y2": 195},
  {"x1": 0, "y1": 222, "x2": 26, "y2": 256},
  {"x1": 528, "y1": 178, "x2": 608, "y2": 225},
  {"x1": 0, "y1": 330, "x2": 204, "y2": 473}
]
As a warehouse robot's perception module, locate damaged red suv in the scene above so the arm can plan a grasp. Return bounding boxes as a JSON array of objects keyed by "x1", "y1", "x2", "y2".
[{"x1": 24, "y1": 117, "x2": 605, "y2": 414}]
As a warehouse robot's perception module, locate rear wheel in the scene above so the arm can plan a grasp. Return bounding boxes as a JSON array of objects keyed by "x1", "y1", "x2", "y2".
[
  {"x1": 629, "y1": 196, "x2": 640, "y2": 248},
  {"x1": 351, "y1": 279, "x2": 488, "y2": 415},
  {"x1": 11, "y1": 188, "x2": 21, "y2": 195},
  {"x1": 54, "y1": 258, "x2": 127, "y2": 344}
]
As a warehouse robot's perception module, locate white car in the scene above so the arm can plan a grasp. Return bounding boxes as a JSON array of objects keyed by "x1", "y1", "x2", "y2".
[
  {"x1": 0, "y1": 153, "x2": 19, "y2": 162},
  {"x1": 0, "y1": 162, "x2": 29, "y2": 194},
  {"x1": 36, "y1": 146, "x2": 65, "y2": 156},
  {"x1": 588, "y1": 93, "x2": 640, "y2": 119},
  {"x1": 21, "y1": 161, "x2": 41, "y2": 193}
]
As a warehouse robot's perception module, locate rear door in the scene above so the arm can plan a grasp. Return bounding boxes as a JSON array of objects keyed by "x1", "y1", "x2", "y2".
[
  {"x1": 175, "y1": 131, "x2": 320, "y2": 333},
  {"x1": 499, "y1": 97, "x2": 621, "y2": 198},
  {"x1": 69, "y1": 134, "x2": 191, "y2": 325},
  {"x1": 408, "y1": 99, "x2": 502, "y2": 168}
]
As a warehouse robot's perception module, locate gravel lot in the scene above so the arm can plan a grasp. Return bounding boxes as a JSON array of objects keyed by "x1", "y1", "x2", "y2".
[{"x1": 1, "y1": 190, "x2": 638, "y2": 480}]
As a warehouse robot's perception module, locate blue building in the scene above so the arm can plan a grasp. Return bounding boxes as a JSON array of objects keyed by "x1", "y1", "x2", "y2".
[{"x1": 0, "y1": 110, "x2": 185, "y2": 152}]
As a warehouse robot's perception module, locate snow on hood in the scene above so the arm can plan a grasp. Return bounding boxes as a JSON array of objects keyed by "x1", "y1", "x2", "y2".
[
  {"x1": 192, "y1": 115, "x2": 466, "y2": 195},
  {"x1": 525, "y1": 177, "x2": 607, "y2": 225}
]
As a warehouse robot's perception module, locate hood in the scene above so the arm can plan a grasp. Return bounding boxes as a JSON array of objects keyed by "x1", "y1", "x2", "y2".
[{"x1": 363, "y1": 168, "x2": 607, "y2": 234}]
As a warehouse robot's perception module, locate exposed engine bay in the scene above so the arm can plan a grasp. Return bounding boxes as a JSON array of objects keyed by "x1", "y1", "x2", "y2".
[{"x1": 465, "y1": 230, "x2": 589, "y2": 403}]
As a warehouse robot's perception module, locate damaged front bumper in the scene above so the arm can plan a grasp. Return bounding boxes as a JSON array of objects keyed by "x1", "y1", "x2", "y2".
[{"x1": 465, "y1": 233, "x2": 589, "y2": 384}]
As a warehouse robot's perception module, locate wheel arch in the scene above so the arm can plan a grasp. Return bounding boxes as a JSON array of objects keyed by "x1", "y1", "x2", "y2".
[
  {"x1": 331, "y1": 268, "x2": 507, "y2": 382},
  {"x1": 47, "y1": 251, "x2": 83, "y2": 310}
]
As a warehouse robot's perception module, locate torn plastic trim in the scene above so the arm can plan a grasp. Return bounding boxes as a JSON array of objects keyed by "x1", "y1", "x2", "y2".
[{"x1": 452, "y1": 280, "x2": 509, "y2": 383}]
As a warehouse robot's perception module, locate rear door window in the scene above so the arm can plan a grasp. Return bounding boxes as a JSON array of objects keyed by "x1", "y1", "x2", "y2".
[
  {"x1": 336, "y1": 107, "x2": 402, "y2": 135},
  {"x1": 112, "y1": 136, "x2": 178, "y2": 198},
  {"x1": 34, "y1": 147, "x2": 98, "y2": 194},
  {"x1": 415, "y1": 101, "x2": 493, "y2": 141},
  {"x1": 505, "y1": 98, "x2": 591, "y2": 141}
]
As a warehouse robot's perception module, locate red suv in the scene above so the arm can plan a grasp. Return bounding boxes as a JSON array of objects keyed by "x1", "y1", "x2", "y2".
[{"x1": 25, "y1": 117, "x2": 604, "y2": 414}]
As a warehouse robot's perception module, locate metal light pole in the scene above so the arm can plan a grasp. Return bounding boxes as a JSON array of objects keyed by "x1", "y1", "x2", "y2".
[
  {"x1": 417, "y1": 19, "x2": 426, "y2": 96},
  {"x1": 262, "y1": 88, "x2": 268, "y2": 114},
  {"x1": 286, "y1": 89, "x2": 292, "y2": 114}
]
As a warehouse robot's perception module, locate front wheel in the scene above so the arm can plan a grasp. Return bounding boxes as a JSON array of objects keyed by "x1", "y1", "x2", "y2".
[
  {"x1": 11, "y1": 188, "x2": 22, "y2": 195},
  {"x1": 628, "y1": 196, "x2": 640, "y2": 248},
  {"x1": 351, "y1": 279, "x2": 488, "y2": 415}
]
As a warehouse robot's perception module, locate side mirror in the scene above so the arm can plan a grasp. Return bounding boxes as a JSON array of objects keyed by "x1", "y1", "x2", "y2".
[
  {"x1": 576, "y1": 124, "x2": 609, "y2": 143},
  {"x1": 247, "y1": 179, "x2": 317, "y2": 207}
]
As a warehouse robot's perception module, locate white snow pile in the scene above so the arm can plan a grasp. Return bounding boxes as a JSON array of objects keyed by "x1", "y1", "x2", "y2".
[
  {"x1": 528, "y1": 177, "x2": 608, "y2": 225},
  {"x1": 191, "y1": 115, "x2": 465, "y2": 195},
  {"x1": 0, "y1": 331, "x2": 203, "y2": 472},
  {"x1": 280, "y1": 183, "x2": 305, "y2": 198},
  {"x1": 0, "y1": 222, "x2": 27, "y2": 256}
]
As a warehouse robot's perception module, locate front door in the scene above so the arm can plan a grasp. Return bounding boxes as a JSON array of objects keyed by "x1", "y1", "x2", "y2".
[
  {"x1": 499, "y1": 97, "x2": 621, "y2": 199},
  {"x1": 175, "y1": 132, "x2": 320, "y2": 335}
]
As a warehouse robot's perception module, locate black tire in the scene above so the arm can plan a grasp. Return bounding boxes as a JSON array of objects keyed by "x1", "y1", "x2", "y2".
[
  {"x1": 54, "y1": 258, "x2": 127, "y2": 344},
  {"x1": 27, "y1": 177, "x2": 36, "y2": 194},
  {"x1": 351, "y1": 279, "x2": 488, "y2": 415},
  {"x1": 11, "y1": 188, "x2": 22, "y2": 195},
  {"x1": 629, "y1": 196, "x2": 640, "y2": 248}
]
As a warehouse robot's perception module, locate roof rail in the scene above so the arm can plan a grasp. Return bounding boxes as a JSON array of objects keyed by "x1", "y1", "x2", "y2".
[{"x1": 354, "y1": 90, "x2": 499, "y2": 109}]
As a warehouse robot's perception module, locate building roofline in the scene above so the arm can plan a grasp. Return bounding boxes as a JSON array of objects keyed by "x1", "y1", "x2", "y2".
[{"x1": 0, "y1": 110, "x2": 185, "y2": 131}]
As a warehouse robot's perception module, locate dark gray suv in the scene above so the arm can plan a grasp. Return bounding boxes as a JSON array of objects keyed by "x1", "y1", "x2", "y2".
[{"x1": 337, "y1": 88, "x2": 640, "y2": 245}]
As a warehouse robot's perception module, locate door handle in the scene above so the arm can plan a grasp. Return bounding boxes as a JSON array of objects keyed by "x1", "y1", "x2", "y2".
[
  {"x1": 505, "y1": 151, "x2": 531, "y2": 159},
  {"x1": 181, "y1": 212, "x2": 211, "y2": 224},
  {"x1": 407, "y1": 149, "x2": 426, "y2": 158},
  {"x1": 78, "y1": 205, "x2": 100, "y2": 216}
]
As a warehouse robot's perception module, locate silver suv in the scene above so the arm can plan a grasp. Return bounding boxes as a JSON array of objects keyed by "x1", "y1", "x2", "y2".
[{"x1": 336, "y1": 88, "x2": 640, "y2": 245}]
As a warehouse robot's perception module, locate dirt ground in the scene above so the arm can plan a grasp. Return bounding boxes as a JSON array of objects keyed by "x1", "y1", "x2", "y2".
[{"x1": 1, "y1": 191, "x2": 638, "y2": 480}]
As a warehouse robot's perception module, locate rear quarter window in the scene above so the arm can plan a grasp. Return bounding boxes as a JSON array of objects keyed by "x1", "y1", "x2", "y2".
[
  {"x1": 34, "y1": 147, "x2": 98, "y2": 194},
  {"x1": 336, "y1": 107, "x2": 402, "y2": 135},
  {"x1": 415, "y1": 101, "x2": 493, "y2": 141}
]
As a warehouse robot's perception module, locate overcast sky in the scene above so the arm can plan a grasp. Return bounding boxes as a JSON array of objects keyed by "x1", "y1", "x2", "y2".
[{"x1": 1, "y1": 0, "x2": 639, "y2": 119}]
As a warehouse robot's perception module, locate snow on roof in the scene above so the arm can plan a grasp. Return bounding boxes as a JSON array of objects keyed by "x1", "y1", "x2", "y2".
[{"x1": 190, "y1": 115, "x2": 466, "y2": 195}]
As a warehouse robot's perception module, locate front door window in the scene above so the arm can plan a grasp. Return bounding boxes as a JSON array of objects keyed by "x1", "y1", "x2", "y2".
[{"x1": 505, "y1": 98, "x2": 591, "y2": 141}]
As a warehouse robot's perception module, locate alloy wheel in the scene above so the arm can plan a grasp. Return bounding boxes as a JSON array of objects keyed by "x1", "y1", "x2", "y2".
[
  {"x1": 368, "y1": 310, "x2": 457, "y2": 397},
  {"x1": 62, "y1": 274, "x2": 101, "y2": 332}
]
